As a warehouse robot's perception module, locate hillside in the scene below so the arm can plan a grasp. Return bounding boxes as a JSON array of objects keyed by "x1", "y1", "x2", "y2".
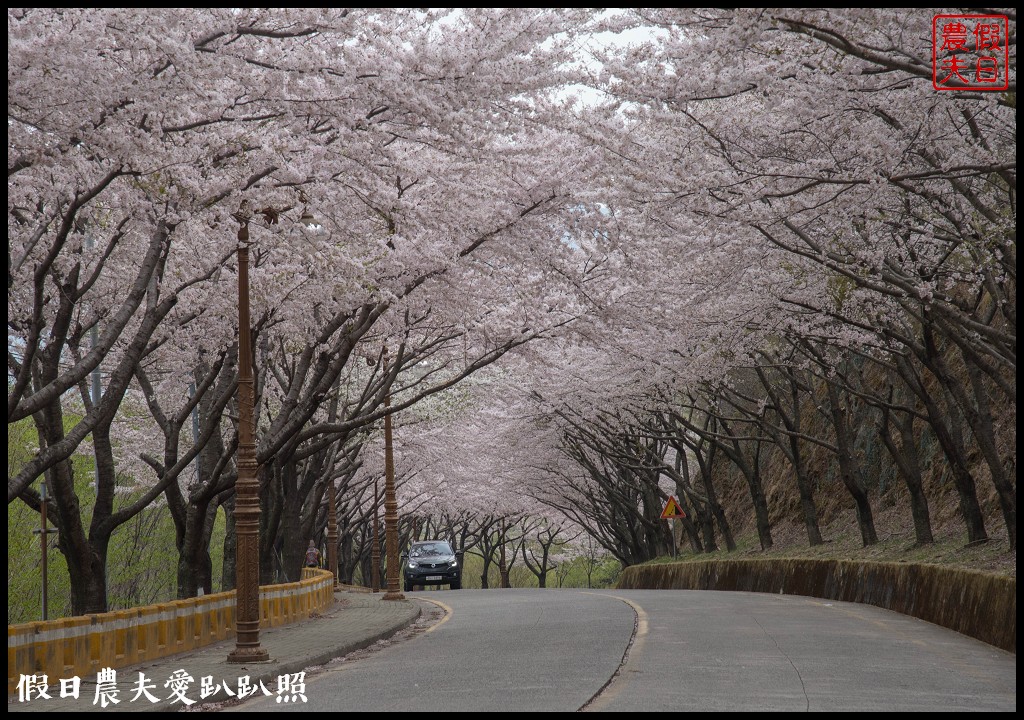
[{"x1": 662, "y1": 502, "x2": 1015, "y2": 577}]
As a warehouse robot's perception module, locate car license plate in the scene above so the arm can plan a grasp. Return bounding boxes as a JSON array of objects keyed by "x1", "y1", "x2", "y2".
[{"x1": 426, "y1": 575, "x2": 442, "y2": 581}]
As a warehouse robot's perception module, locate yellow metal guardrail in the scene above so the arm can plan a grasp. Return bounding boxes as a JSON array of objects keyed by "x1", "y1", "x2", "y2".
[{"x1": 8, "y1": 568, "x2": 335, "y2": 694}]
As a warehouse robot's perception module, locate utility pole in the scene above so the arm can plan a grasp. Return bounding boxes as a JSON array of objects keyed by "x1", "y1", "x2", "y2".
[{"x1": 33, "y1": 483, "x2": 57, "y2": 621}]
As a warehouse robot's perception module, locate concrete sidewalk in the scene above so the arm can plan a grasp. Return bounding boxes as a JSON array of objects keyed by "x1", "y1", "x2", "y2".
[{"x1": 9, "y1": 589, "x2": 421, "y2": 713}]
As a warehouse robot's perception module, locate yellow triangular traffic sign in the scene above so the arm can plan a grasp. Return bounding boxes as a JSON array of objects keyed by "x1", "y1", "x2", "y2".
[{"x1": 661, "y1": 495, "x2": 685, "y2": 519}]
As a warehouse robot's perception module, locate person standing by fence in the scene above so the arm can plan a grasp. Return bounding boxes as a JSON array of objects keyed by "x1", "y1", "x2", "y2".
[{"x1": 305, "y1": 540, "x2": 321, "y2": 568}]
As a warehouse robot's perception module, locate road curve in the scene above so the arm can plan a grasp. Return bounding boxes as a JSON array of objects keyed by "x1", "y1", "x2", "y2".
[
  {"x1": 588, "y1": 590, "x2": 1016, "y2": 712},
  {"x1": 235, "y1": 588, "x2": 1016, "y2": 712},
  {"x1": 236, "y1": 589, "x2": 635, "y2": 712}
]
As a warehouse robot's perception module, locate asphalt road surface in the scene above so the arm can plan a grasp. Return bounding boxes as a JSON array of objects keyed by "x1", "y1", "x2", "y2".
[{"x1": 234, "y1": 588, "x2": 1016, "y2": 712}]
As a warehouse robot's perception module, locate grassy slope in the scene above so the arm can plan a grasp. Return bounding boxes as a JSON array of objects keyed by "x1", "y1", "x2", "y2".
[
  {"x1": 670, "y1": 358, "x2": 1017, "y2": 579},
  {"x1": 649, "y1": 500, "x2": 1015, "y2": 578}
]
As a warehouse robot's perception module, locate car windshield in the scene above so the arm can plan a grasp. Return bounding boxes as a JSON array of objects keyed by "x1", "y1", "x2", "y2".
[{"x1": 410, "y1": 542, "x2": 452, "y2": 558}]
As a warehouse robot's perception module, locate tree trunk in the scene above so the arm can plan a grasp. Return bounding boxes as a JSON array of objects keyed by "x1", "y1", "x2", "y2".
[
  {"x1": 898, "y1": 355, "x2": 988, "y2": 544},
  {"x1": 674, "y1": 484, "x2": 704, "y2": 553},
  {"x1": 878, "y1": 403, "x2": 934, "y2": 546},
  {"x1": 748, "y1": 440, "x2": 773, "y2": 550},
  {"x1": 339, "y1": 531, "x2": 355, "y2": 585},
  {"x1": 480, "y1": 554, "x2": 491, "y2": 589},
  {"x1": 177, "y1": 498, "x2": 219, "y2": 598},
  {"x1": 38, "y1": 403, "x2": 111, "y2": 615},
  {"x1": 698, "y1": 450, "x2": 735, "y2": 552},
  {"x1": 715, "y1": 418, "x2": 773, "y2": 549},
  {"x1": 790, "y1": 438, "x2": 824, "y2": 546},
  {"x1": 699, "y1": 504, "x2": 718, "y2": 552},
  {"x1": 758, "y1": 366, "x2": 823, "y2": 546},
  {"x1": 498, "y1": 523, "x2": 511, "y2": 588},
  {"x1": 221, "y1": 494, "x2": 237, "y2": 591},
  {"x1": 962, "y1": 355, "x2": 1015, "y2": 549},
  {"x1": 279, "y1": 496, "x2": 307, "y2": 583},
  {"x1": 65, "y1": 547, "x2": 109, "y2": 616},
  {"x1": 826, "y1": 381, "x2": 878, "y2": 547}
]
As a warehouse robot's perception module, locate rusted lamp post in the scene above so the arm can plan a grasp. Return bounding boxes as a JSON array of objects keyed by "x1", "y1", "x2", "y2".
[
  {"x1": 326, "y1": 479, "x2": 339, "y2": 587},
  {"x1": 227, "y1": 213, "x2": 270, "y2": 664},
  {"x1": 381, "y1": 384, "x2": 405, "y2": 601},
  {"x1": 371, "y1": 477, "x2": 381, "y2": 593}
]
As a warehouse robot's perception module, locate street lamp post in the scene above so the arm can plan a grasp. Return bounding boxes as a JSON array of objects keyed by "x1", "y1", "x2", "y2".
[
  {"x1": 381, "y1": 373, "x2": 405, "y2": 601},
  {"x1": 228, "y1": 216, "x2": 270, "y2": 664},
  {"x1": 371, "y1": 477, "x2": 381, "y2": 593},
  {"x1": 326, "y1": 479, "x2": 339, "y2": 587}
]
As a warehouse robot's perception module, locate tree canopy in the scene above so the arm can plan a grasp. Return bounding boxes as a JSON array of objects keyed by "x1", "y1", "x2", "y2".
[{"x1": 8, "y1": 8, "x2": 1015, "y2": 613}]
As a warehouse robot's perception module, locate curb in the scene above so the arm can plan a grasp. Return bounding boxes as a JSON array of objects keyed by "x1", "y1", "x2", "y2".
[
  {"x1": 8, "y1": 594, "x2": 422, "y2": 713},
  {"x1": 163, "y1": 597, "x2": 422, "y2": 713}
]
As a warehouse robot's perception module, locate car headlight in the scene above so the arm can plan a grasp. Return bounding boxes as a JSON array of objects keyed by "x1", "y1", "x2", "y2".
[
  {"x1": 407, "y1": 561, "x2": 418, "y2": 569},
  {"x1": 450, "y1": 560, "x2": 458, "y2": 568}
]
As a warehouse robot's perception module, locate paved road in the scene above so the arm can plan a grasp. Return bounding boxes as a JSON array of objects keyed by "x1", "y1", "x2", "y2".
[
  {"x1": 235, "y1": 589, "x2": 1016, "y2": 712},
  {"x1": 233, "y1": 589, "x2": 633, "y2": 712},
  {"x1": 589, "y1": 590, "x2": 1016, "y2": 712}
]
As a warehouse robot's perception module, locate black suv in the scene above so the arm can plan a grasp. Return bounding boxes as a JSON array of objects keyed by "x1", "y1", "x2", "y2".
[{"x1": 402, "y1": 540, "x2": 463, "y2": 591}]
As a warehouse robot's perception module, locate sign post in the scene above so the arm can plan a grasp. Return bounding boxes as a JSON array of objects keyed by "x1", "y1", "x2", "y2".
[{"x1": 660, "y1": 496, "x2": 686, "y2": 559}]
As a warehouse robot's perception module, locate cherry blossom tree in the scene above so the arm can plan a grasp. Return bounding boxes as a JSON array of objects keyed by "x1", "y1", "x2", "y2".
[
  {"x1": 9, "y1": 9, "x2": 1015, "y2": 615},
  {"x1": 580, "y1": 8, "x2": 1015, "y2": 548},
  {"x1": 8, "y1": 7, "x2": 613, "y2": 609}
]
